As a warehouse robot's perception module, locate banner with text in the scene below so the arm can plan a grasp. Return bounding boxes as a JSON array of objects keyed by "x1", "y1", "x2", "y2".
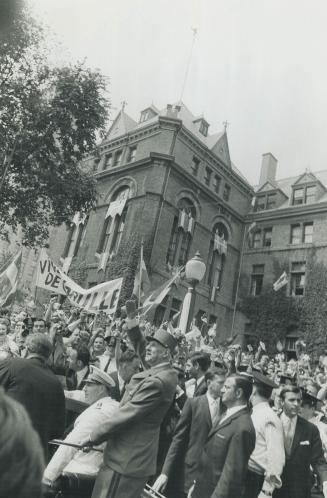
[{"x1": 36, "y1": 249, "x2": 122, "y2": 314}]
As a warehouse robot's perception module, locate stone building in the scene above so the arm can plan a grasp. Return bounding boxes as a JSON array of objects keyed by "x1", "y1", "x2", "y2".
[
  {"x1": 241, "y1": 153, "x2": 327, "y2": 352},
  {"x1": 50, "y1": 102, "x2": 254, "y2": 340}
]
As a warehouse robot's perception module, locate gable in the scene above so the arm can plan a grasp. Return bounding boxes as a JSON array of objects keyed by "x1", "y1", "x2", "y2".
[
  {"x1": 104, "y1": 111, "x2": 137, "y2": 141},
  {"x1": 256, "y1": 181, "x2": 277, "y2": 193},
  {"x1": 211, "y1": 133, "x2": 231, "y2": 167},
  {"x1": 293, "y1": 172, "x2": 318, "y2": 186}
]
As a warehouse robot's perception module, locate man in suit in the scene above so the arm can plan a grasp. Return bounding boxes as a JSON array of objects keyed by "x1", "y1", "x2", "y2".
[
  {"x1": 81, "y1": 309, "x2": 178, "y2": 498},
  {"x1": 153, "y1": 367, "x2": 226, "y2": 498},
  {"x1": 108, "y1": 348, "x2": 141, "y2": 401},
  {"x1": 66, "y1": 344, "x2": 90, "y2": 390},
  {"x1": 0, "y1": 333, "x2": 65, "y2": 461},
  {"x1": 192, "y1": 374, "x2": 256, "y2": 498},
  {"x1": 273, "y1": 386, "x2": 327, "y2": 498},
  {"x1": 185, "y1": 351, "x2": 211, "y2": 398}
]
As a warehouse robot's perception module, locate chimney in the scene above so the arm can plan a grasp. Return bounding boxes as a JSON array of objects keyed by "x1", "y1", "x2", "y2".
[
  {"x1": 259, "y1": 153, "x2": 278, "y2": 187},
  {"x1": 166, "y1": 104, "x2": 173, "y2": 117}
]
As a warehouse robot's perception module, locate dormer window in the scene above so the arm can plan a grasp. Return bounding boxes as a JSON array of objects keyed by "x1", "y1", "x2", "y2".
[
  {"x1": 292, "y1": 185, "x2": 316, "y2": 205},
  {"x1": 255, "y1": 192, "x2": 277, "y2": 211},
  {"x1": 140, "y1": 110, "x2": 149, "y2": 123},
  {"x1": 199, "y1": 120, "x2": 209, "y2": 137}
]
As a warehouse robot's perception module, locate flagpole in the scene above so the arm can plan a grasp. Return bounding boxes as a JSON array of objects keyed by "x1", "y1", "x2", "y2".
[
  {"x1": 138, "y1": 239, "x2": 144, "y2": 310},
  {"x1": 230, "y1": 225, "x2": 247, "y2": 337}
]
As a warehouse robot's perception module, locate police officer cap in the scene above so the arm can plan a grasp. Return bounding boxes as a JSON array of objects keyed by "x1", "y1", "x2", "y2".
[
  {"x1": 301, "y1": 388, "x2": 319, "y2": 407},
  {"x1": 252, "y1": 371, "x2": 278, "y2": 389},
  {"x1": 84, "y1": 366, "x2": 115, "y2": 390}
]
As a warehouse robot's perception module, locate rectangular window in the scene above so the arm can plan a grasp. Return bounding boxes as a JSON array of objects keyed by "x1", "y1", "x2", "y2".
[
  {"x1": 266, "y1": 193, "x2": 277, "y2": 210},
  {"x1": 256, "y1": 195, "x2": 266, "y2": 211},
  {"x1": 104, "y1": 154, "x2": 113, "y2": 169},
  {"x1": 213, "y1": 175, "x2": 221, "y2": 193},
  {"x1": 303, "y1": 222, "x2": 313, "y2": 243},
  {"x1": 290, "y1": 224, "x2": 301, "y2": 244},
  {"x1": 113, "y1": 150, "x2": 123, "y2": 167},
  {"x1": 169, "y1": 298, "x2": 182, "y2": 320},
  {"x1": 140, "y1": 110, "x2": 149, "y2": 123},
  {"x1": 199, "y1": 121, "x2": 208, "y2": 136},
  {"x1": 250, "y1": 265, "x2": 264, "y2": 296},
  {"x1": 253, "y1": 230, "x2": 261, "y2": 248},
  {"x1": 127, "y1": 146, "x2": 137, "y2": 163},
  {"x1": 223, "y1": 184, "x2": 231, "y2": 201},
  {"x1": 191, "y1": 157, "x2": 200, "y2": 176},
  {"x1": 290, "y1": 261, "x2": 306, "y2": 296},
  {"x1": 204, "y1": 167, "x2": 212, "y2": 186},
  {"x1": 305, "y1": 186, "x2": 316, "y2": 204},
  {"x1": 263, "y1": 228, "x2": 272, "y2": 247},
  {"x1": 293, "y1": 188, "x2": 304, "y2": 205}
]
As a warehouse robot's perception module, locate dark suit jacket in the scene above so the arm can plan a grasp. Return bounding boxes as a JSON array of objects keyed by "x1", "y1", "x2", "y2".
[
  {"x1": 66, "y1": 366, "x2": 89, "y2": 391},
  {"x1": 274, "y1": 415, "x2": 327, "y2": 498},
  {"x1": 0, "y1": 356, "x2": 65, "y2": 460},
  {"x1": 163, "y1": 394, "x2": 224, "y2": 493},
  {"x1": 193, "y1": 407, "x2": 255, "y2": 498},
  {"x1": 193, "y1": 377, "x2": 207, "y2": 397}
]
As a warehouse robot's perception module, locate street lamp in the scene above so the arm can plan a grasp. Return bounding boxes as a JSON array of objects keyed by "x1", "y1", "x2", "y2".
[{"x1": 179, "y1": 251, "x2": 206, "y2": 334}]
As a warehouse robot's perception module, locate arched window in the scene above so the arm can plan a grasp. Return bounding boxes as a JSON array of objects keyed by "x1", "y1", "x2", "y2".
[
  {"x1": 96, "y1": 186, "x2": 130, "y2": 271},
  {"x1": 166, "y1": 198, "x2": 196, "y2": 268},
  {"x1": 206, "y1": 223, "x2": 228, "y2": 301},
  {"x1": 61, "y1": 213, "x2": 88, "y2": 272}
]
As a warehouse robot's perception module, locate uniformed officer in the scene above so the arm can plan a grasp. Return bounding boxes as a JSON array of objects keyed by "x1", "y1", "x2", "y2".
[
  {"x1": 43, "y1": 367, "x2": 119, "y2": 486},
  {"x1": 243, "y1": 372, "x2": 285, "y2": 498}
]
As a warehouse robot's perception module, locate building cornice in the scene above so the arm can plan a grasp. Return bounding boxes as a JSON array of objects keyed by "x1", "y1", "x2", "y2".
[{"x1": 246, "y1": 201, "x2": 327, "y2": 222}]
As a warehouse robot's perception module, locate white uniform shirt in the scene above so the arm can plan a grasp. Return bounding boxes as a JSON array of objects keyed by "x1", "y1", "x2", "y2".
[
  {"x1": 249, "y1": 402, "x2": 285, "y2": 493},
  {"x1": 44, "y1": 397, "x2": 119, "y2": 483}
]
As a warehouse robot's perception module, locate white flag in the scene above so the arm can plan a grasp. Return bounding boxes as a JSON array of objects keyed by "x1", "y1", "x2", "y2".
[{"x1": 273, "y1": 271, "x2": 288, "y2": 291}]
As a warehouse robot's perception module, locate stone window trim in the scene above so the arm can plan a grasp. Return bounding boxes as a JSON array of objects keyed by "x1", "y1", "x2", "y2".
[
  {"x1": 290, "y1": 261, "x2": 306, "y2": 297},
  {"x1": 250, "y1": 264, "x2": 265, "y2": 296},
  {"x1": 290, "y1": 222, "x2": 313, "y2": 245},
  {"x1": 255, "y1": 192, "x2": 277, "y2": 211},
  {"x1": 223, "y1": 184, "x2": 231, "y2": 202},
  {"x1": 191, "y1": 156, "x2": 200, "y2": 176},
  {"x1": 292, "y1": 184, "x2": 316, "y2": 206}
]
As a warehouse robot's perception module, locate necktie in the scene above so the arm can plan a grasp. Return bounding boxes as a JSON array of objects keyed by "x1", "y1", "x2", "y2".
[
  {"x1": 212, "y1": 399, "x2": 220, "y2": 426},
  {"x1": 283, "y1": 417, "x2": 293, "y2": 457}
]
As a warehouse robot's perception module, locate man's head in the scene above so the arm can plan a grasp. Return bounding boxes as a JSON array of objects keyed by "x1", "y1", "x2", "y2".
[
  {"x1": 250, "y1": 371, "x2": 277, "y2": 405},
  {"x1": 280, "y1": 386, "x2": 302, "y2": 418},
  {"x1": 145, "y1": 340, "x2": 170, "y2": 367},
  {"x1": 206, "y1": 368, "x2": 226, "y2": 400},
  {"x1": 69, "y1": 329, "x2": 81, "y2": 347},
  {"x1": 145, "y1": 329, "x2": 177, "y2": 367},
  {"x1": 83, "y1": 366, "x2": 115, "y2": 405},
  {"x1": 186, "y1": 352, "x2": 211, "y2": 380},
  {"x1": 32, "y1": 319, "x2": 46, "y2": 334},
  {"x1": 118, "y1": 349, "x2": 141, "y2": 383},
  {"x1": 25, "y1": 333, "x2": 53, "y2": 361},
  {"x1": 68, "y1": 345, "x2": 90, "y2": 372},
  {"x1": 221, "y1": 374, "x2": 253, "y2": 408}
]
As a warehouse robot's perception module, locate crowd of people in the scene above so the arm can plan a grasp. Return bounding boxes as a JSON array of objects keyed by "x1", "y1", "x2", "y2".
[{"x1": 1, "y1": 297, "x2": 327, "y2": 498}]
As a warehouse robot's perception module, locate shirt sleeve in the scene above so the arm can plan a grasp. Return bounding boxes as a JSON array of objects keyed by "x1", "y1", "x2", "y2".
[{"x1": 263, "y1": 420, "x2": 285, "y2": 492}]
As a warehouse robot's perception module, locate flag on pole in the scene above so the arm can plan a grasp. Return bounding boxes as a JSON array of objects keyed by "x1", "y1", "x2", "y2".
[
  {"x1": 133, "y1": 254, "x2": 150, "y2": 299},
  {"x1": 0, "y1": 250, "x2": 22, "y2": 307},
  {"x1": 273, "y1": 271, "x2": 289, "y2": 291},
  {"x1": 142, "y1": 271, "x2": 181, "y2": 315}
]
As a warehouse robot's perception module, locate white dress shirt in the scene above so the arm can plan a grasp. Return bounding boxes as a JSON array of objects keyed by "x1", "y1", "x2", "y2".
[
  {"x1": 206, "y1": 392, "x2": 220, "y2": 423},
  {"x1": 219, "y1": 404, "x2": 247, "y2": 425}
]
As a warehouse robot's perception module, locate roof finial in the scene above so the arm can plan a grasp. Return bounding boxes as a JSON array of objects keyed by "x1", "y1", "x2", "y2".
[
  {"x1": 179, "y1": 27, "x2": 198, "y2": 103},
  {"x1": 121, "y1": 100, "x2": 128, "y2": 112},
  {"x1": 223, "y1": 120, "x2": 229, "y2": 132}
]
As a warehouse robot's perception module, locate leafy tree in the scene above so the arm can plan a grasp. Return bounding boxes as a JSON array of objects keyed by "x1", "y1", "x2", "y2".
[{"x1": 0, "y1": 3, "x2": 109, "y2": 246}]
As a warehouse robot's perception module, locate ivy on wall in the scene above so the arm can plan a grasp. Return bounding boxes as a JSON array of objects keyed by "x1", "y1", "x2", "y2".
[{"x1": 237, "y1": 250, "x2": 327, "y2": 357}]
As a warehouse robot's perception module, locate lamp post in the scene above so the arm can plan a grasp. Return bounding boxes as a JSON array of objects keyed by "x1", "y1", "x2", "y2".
[{"x1": 179, "y1": 251, "x2": 206, "y2": 334}]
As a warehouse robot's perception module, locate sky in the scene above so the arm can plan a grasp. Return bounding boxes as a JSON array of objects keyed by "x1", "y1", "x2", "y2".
[{"x1": 29, "y1": 0, "x2": 327, "y2": 185}]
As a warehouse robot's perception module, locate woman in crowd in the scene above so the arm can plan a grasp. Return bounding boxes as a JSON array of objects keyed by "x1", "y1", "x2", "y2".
[{"x1": 0, "y1": 320, "x2": 19, "y2": 359}]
